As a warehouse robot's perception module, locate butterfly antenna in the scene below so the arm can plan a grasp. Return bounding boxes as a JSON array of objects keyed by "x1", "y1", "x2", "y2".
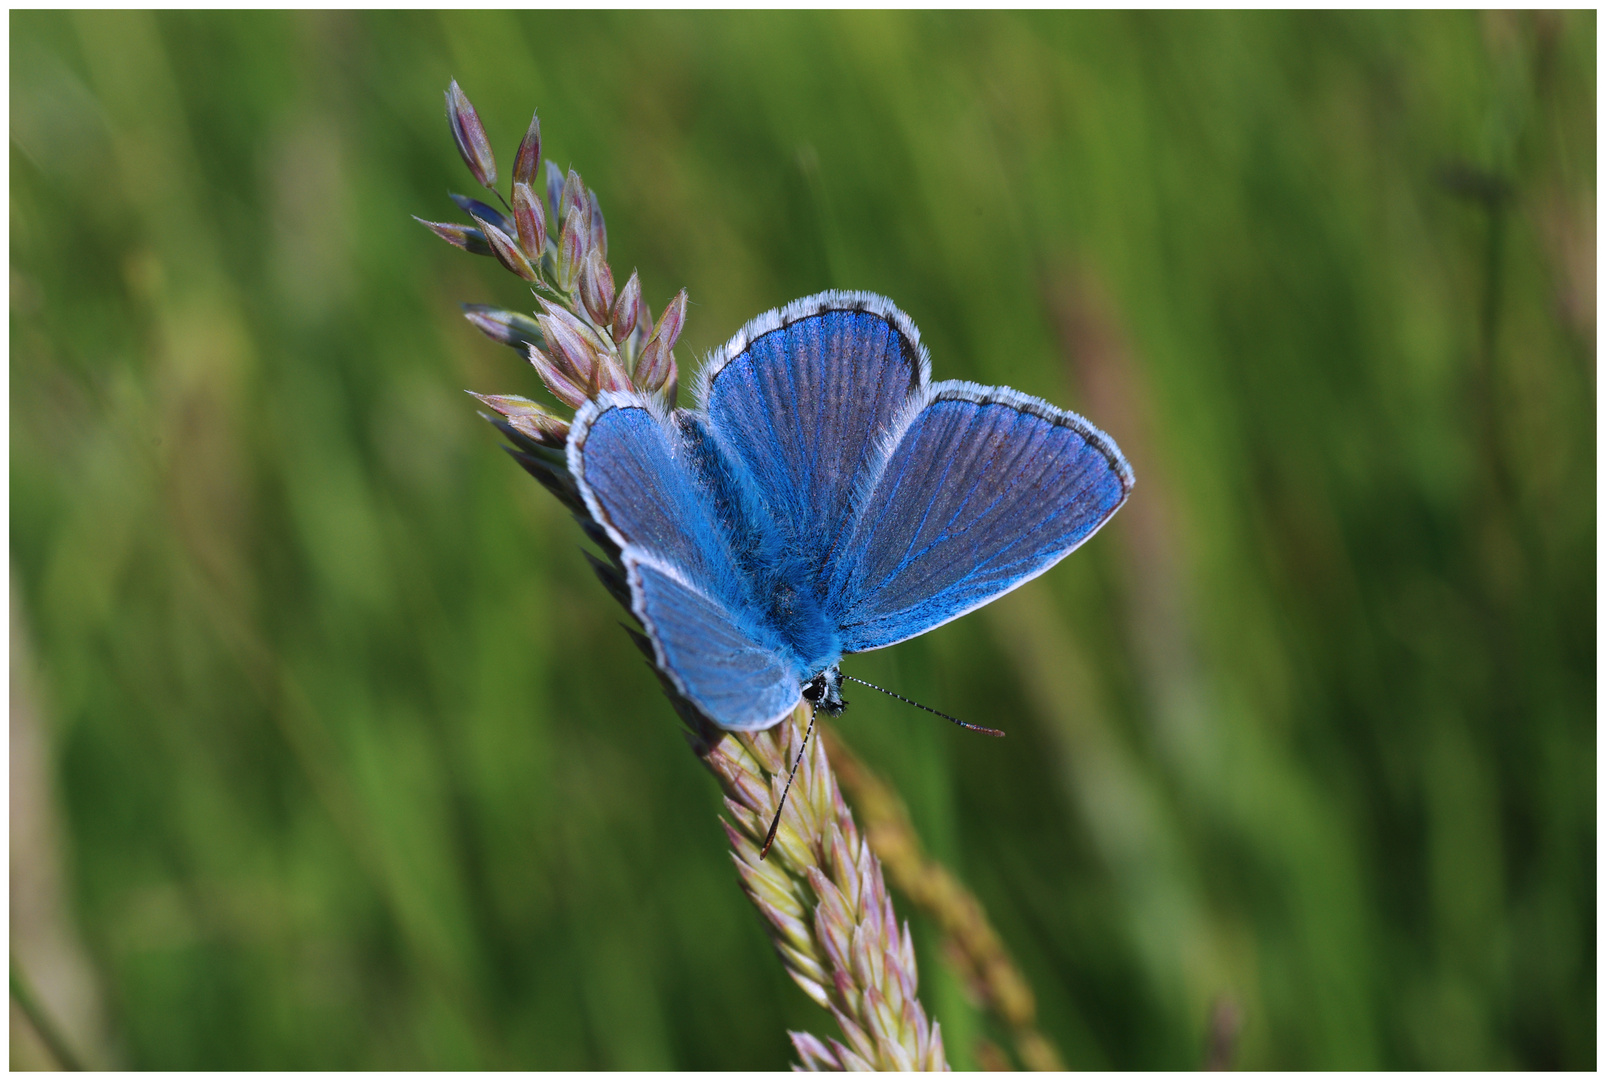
[
  {"x1": 759, "y1": 703, "x2": 817, "y2": 861},
  {"x1": 841, "y1": 674, "x2": 1005, "y2": 736}
]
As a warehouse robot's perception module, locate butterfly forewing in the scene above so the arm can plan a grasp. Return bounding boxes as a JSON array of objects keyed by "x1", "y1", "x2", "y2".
[
  {"x1": 828, "y1": 383, "x2": 1133, "y2": 653},
  {"x1": 700, "y1": 294, "x2": 926, "y2": 588},
  {"x1": 570, "y1": 395, "x2": 736, "y2": 602}
]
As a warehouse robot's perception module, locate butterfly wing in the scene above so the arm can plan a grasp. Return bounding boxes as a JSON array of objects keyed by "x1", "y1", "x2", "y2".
[
  {"x1": 569, "y1": 392, "x2": 801, "y2": 730},
  {"x1": 625, "y1": 555, "x2": 800, "y2": 730},
  {"x1": 695, "y1": 291, "x2": 928, "y2": 586},
  {"x1": 828, "y1": 382, "x2": 1133, "y2": 653}
]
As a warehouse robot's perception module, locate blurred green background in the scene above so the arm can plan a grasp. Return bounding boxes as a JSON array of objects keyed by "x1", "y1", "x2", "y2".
[{"x1": 9, "y1": 10, "x2": 1594, "y2": 1070}]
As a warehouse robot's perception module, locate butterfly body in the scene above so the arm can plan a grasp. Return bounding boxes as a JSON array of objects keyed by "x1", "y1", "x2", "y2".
[
  {"x1": 667, "y1": 410, "x2": 845, "y2": 681},
  {"x1": 569, "y1": 292, "x2": 1132, "y2": 732}
]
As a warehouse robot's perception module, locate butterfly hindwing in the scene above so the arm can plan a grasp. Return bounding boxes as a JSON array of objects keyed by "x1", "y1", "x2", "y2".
[
  {"x1": 829, "y1": 382, "x2": 1133, "y2": 653},
  {"x1": 627, "y1": 556, "x2": 801, "y2": 731}
]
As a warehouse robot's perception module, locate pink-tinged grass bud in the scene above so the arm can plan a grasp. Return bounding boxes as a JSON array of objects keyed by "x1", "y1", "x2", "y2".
[
  {"x1": 507, "y1": 410, "x2": 570, "y2": 447},
  {"x1": 611, "y1": 270, "x2": 643, "y2": 342},
  {"x1": 413, "y1": 216, "x2": 493, "y2": 256},
  {"x1": 627, "y1": 297, "x2": 653, "y2": 364},
  {"x1": 470, "y1": 213, "x2": 539, "y2": 282},
  {"x1": 461, "y1": 304, "x2": 543, "y2": 352},
  {"x1": 579, "y1": 249, "x2": 616, "y2": 327},
  {"x1": 512, "y1": 182, "x2": 547, "y2": 257},
  {"x1": 445, "y1": 79, "x2": 496, "y2": 189},
  {"x1": 513, "y1": 110, "x2": 541, "y2": 188},
  {"x1": 560, "y1": 168, "x2": 586, "y2": 224},
  {"x1": 538, "y1": 297, "x2": 613, "y2": 357},
  {"x1": 526, "y1": 344, "x2": 589, "y2": 408},
  {"x1": 466, "y1": 391, "x2": 570, "y2": 446},
  {"x1": 544, "y1": 159, "x2": 565, "y2": 227},
  {"x1": 536, "y1": 306, "x2": 602, "y2": 389},
  {"x1": 655, "y1": 288, "x2": 687, "y2": 352},
  {"x1": 790, "y1": 1032, "x2": 835, "y2": 1071},
  {"x1": 556, "y1": 199, "x2": 591, "y2": 292},
  {"x1": 634, "y1": 337, "x2": 668, "y2": 391},
  {"x1": 587, "y1": 189, "x2": 607, "y2": 259},
  {"x1": 635, "y1": 289, "x2": 686, "y2": 398},
  {"x1": 594, "y1": 353, "x2": 633, "y2": 395}
]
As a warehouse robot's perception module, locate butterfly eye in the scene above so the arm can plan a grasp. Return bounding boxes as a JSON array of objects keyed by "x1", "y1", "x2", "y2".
[{"x1": 801, "y1": 678, "x2": 824, "y2": 703}]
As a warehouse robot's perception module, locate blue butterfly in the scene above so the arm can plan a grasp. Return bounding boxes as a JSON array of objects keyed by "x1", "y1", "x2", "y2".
[{"x1": 569, "y1": 291, "x2": 1133, "y2": 732}]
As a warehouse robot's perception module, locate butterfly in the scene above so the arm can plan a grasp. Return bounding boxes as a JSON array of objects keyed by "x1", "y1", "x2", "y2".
[{"x1": 568, "y1": 291, "x2": 1133, "y2": 733}]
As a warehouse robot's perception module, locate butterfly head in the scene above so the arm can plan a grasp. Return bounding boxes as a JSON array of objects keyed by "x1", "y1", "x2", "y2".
[{"x1": 801, "y1": 665, "x2": 847, "y2": 716}]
